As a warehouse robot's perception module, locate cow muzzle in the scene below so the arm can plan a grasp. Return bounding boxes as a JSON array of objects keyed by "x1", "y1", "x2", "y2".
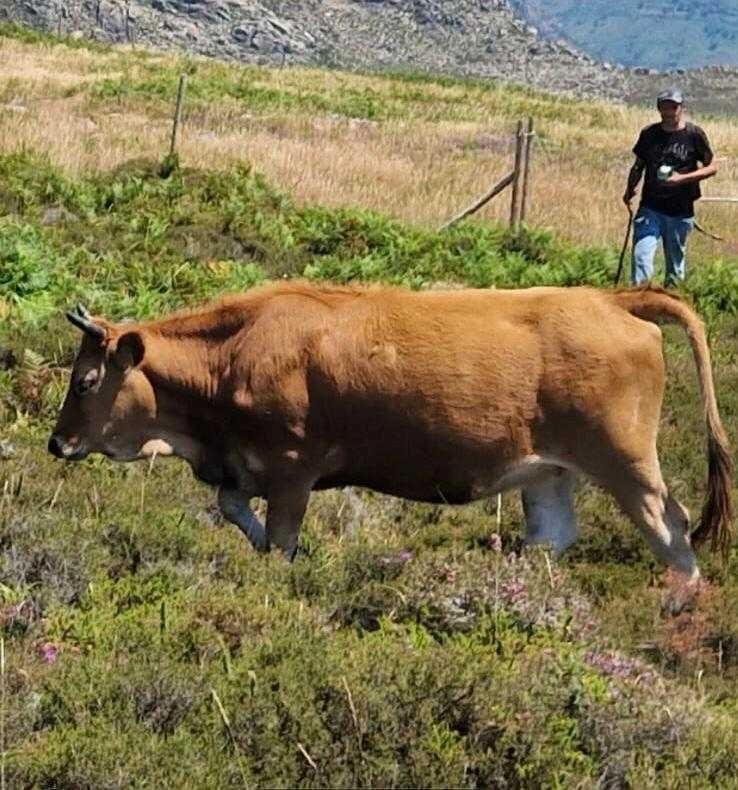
[{"x1": 47, "y1": 434, "x2": 88, "y2": 460}]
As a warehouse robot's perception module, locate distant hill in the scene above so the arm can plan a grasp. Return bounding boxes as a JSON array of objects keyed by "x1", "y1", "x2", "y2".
[
  {"x1": 509, "y1": 0, "x2": 738, "y2": 70},
  {"x1": 3, "y1": 0, "x2": 738, "y2": 113}
]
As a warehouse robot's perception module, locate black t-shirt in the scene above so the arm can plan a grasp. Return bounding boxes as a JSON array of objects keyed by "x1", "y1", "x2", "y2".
[{"x1": 633, "y1": 122, "x2": 713, "y2": 218}]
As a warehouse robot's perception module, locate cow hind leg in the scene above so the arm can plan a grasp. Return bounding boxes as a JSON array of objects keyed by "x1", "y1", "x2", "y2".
[
  {"x1": 522, "y1": 467, "x2": 578, "y2": 554},
  {"x1": 619, "y1": 479, "x2": 697, "y2": 579},
  {"x1": 593, "y1": 456, "x2": 699, "y2": 583}
]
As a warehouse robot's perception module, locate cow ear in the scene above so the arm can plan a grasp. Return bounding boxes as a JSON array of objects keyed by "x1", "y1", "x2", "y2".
[{"x1": 112, "y1": 331, "x2": 145, "y2": 370}]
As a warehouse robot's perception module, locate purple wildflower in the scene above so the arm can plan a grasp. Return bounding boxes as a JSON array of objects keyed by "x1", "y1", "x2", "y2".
[
  {"x1": 39, "y1": 642, "x2": 60, "y2": 665},
  {"x1": 584, "y1": 650, "x2": 641, "y2": 679},
  {"x1": 500, "y1": 579, "x2": 527, "y2": 603},
  {"x1": 379, "y1": 550, "x2": 413, "y2": 567}
]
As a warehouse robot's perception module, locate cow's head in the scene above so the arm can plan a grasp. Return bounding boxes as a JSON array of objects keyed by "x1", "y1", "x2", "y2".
[{"x1": 48, "y1": 305, "x2": 153, "y2": 462}]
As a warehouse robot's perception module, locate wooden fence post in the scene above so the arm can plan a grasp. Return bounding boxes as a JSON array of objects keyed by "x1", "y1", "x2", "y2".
[
  {"x1": 509, "y1": 119, "x2": 525, "y2": 232},
  {"x1": 520, "y1": 117, "x2": 535, "y2": 224},
  {"x1": 439, "y1": 117, "x2": 535, "y2": 232},
  {"x1": 169, "y1": 74, "x2": 187, "y2": 158}
]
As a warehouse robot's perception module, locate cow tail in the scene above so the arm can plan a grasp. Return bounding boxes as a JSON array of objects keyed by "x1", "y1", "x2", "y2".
[{"x1": 613, "y1": 286, "x2": 734, "y2": 558}]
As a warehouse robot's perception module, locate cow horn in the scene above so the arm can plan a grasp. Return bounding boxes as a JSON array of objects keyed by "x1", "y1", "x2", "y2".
[{"x1": 66, "y1": 310, "x2": 106, "y2": 339}]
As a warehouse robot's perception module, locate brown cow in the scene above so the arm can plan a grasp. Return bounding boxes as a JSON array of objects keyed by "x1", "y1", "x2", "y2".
[{"x1": 48, "y1": 283, "x2": 732, "y2": 587}]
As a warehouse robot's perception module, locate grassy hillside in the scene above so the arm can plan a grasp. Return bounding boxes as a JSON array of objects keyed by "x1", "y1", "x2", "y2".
[
  {"x1": 2, "y1": 24, "x2": 738, "y2": 254},
  {"x1": 1, "y1": 27, "x2": 738, "y2": 786}
]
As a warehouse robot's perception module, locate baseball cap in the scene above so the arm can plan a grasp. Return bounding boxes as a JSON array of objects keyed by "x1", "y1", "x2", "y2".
[{"x1": 656, "y1": 89, "x2": 684, "y2": 105}]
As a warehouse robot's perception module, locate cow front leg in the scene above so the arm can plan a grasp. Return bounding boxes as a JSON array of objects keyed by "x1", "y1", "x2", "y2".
[
  {"x1": 266, "y1": 480, "x2": 312, "y2": 561},
  {"x1": 218, "y1": 487, "x2": 267, "y2": 551}
]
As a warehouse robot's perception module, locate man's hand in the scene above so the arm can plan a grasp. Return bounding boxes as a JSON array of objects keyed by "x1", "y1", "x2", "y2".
[
  {"x1": 624, "y1": 157, "x2": 644, "y2": 207},
  {"x1": 664, "y1": 172, "x2": 686, "y2": 187},
  {"x1": 665, "y1": 162, "x2": 718, "y2": 187}
]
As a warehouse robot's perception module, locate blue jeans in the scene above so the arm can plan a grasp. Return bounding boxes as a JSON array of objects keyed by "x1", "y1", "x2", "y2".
[{"x1": 631, "y1": 206, "x2": 694, "y2": 286}]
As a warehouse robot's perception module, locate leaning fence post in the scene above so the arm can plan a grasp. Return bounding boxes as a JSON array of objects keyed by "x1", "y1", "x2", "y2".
[
  {"x1": 169, "y1": 74, "x2": 187, "y2": 158},
  {"x1": 520, "y1": 117, "x2": 535, "y2": 224},
  {"x1": 509, "y1": 119, "x2": 525, "y2": 232},
  {"x1": 439, "y1": 171, "x2": 515, "y2": 231}
]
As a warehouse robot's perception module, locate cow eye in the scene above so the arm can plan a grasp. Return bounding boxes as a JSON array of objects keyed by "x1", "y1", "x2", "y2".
[{"x1": 73, "y1": 369, "x2": 99, "y2": 396}]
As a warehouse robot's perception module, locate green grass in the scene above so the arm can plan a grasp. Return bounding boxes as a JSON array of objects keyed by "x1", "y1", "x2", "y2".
[
  {"x1": 1, "y1": 151, "x2": 738, "y2": 786},
  {"x1": 83, "y1": 57, "x2": 623, "y2": 127},
  {"x1": 0, "y1": 21, "x2": 114, "y2": 54},
  {"x1": 0, "y1": 23, "x2": 615, "y2": 130},
  {"x1": 0, "y1": 22, "x2": 666, "y2": 128},
  {"x1": 0, "y1": 150, "x2": 733, "y2": 338}
]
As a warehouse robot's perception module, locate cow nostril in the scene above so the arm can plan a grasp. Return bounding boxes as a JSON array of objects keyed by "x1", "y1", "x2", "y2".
[{"x1": 48, "y1": 435, "x2": 64, "y2": 458}]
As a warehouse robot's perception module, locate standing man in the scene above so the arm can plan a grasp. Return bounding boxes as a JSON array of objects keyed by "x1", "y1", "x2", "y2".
[{"x1": 623, "y1": 89, "x2": 717, "y2": 286}]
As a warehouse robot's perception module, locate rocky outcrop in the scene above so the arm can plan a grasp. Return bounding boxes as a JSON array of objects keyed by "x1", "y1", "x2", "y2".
[{"x1": 2, "y1": 0, "x2": 738, "y2": 112}]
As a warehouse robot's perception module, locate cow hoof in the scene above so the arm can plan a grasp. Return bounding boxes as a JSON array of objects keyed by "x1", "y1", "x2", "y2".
[
  {"x1": 660, "y1": 573, "x2": 701, "y2": 617},
  {"x1": 661, "y1": 591, "x2": 696, "y2": 617}
]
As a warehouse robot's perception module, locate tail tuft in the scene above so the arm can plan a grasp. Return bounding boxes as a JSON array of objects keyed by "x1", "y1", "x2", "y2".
[{"x1": 691, "y1": 434, "x2": 734, "y2": 560}]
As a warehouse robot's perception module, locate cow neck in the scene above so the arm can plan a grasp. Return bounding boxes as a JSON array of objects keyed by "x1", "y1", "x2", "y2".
[{"x1": 140, "y1": 330, "x2": 225, "y2": 436}]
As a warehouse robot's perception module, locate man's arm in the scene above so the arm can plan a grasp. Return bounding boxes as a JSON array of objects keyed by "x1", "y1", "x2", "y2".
[
  {"x1": 667, "y1": 127, "x2": 717, "y2": 187},
  {"x1": 623, "y1": 157, "x2": 645, "y2": 207},
  {"x1": 665, "y1": 161, "x2": 718, "y2": 187}
]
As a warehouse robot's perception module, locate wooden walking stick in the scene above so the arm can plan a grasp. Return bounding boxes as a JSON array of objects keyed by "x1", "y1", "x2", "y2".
[{"x1": 613, "y1": 205, "x2": 634, "y2": 285}]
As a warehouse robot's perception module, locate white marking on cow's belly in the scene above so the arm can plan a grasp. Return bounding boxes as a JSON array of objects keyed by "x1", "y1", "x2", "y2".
[
  {"x1": 140, "y1": 439, "x2": 174, "y2": 457},
  {"x1": 471, "y1": 455, "x2": 576, "y2": 498},
  {"x1": 522, "y1": 469, "x2": 578, "y2": 554}
]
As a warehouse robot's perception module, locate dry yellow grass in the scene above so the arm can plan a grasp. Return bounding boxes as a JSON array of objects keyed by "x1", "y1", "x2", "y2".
[{"x1": 1, "y1": 34, "x2": 737, "y2": 257}]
